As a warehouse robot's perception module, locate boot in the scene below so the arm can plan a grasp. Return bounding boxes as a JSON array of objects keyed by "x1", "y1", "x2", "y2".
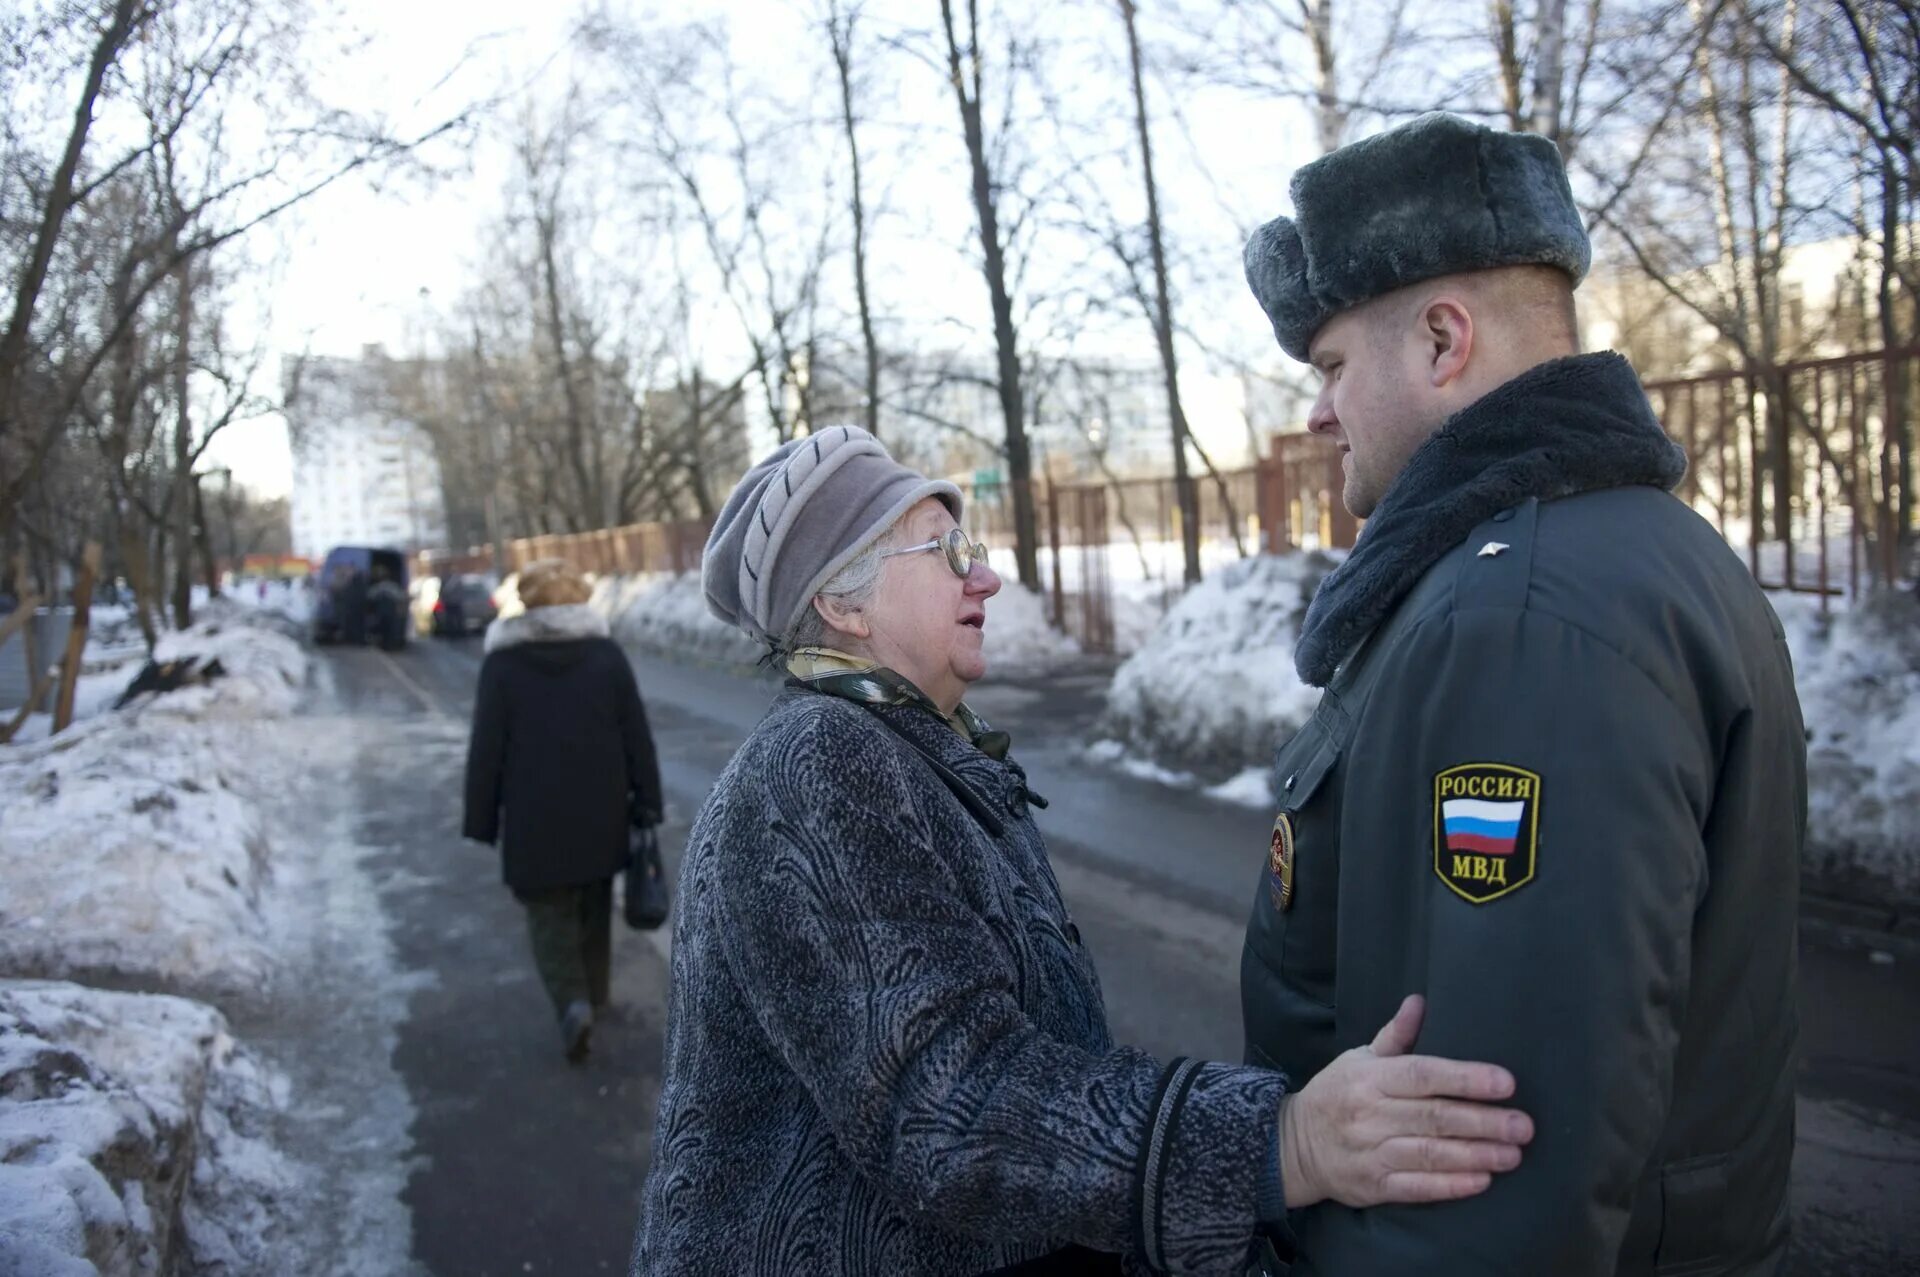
[{"x1": 561, "y1": 999, "x2": 593, "y2": 1062}]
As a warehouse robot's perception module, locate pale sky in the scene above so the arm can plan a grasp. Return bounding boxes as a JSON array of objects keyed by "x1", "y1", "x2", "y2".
[
  {"x1": 206, "y1": 0, "x2": 1317, "y2": 499},
  {"x1": 205, "y1": 0, "x2": 580, "y2": 497}
]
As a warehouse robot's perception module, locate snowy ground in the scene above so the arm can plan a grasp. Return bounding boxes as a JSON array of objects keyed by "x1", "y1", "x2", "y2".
[
  {"x1": 0, "y1": 981, "x2": 297, "y2": 1277},
  {"x1": 0, "y1": 604, "x2": 416, "y2": 1275}
]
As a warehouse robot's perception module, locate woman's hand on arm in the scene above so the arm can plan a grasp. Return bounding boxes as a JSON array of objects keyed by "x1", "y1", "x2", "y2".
[{"x1": 1279, "y1": 995, "x2": 1532, "y2": 1209}]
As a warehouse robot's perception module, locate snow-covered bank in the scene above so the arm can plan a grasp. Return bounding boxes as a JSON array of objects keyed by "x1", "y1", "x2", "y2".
[
  {"x1": 1097, "y1": 553, "x2": 1339, "y2": 784},
  {"x1": 1774, "y1": 590, "x2": 1920, "y2": 899},
  {"x1": 0, "y1": 981, "x2": 296, "y2": 1277},
  {"x1": 0, "y1": 619, "x2": 308, "y2": 998},
  {"x1": 590, "y1": 572, "x2": 762, "y2": 666},
  {"x1": 0, "y1": 612, "x2": 321, "y2": 1275},
  {"x1": 588, "y1": 570, "x2": 1083, "y2": 677},
  {"x1": 1098, "y1": 552, "x2": 1920, "y2": 899}
]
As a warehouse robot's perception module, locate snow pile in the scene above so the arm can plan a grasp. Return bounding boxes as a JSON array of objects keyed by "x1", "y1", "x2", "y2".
[
  {"x1": 143, "y1": 615, "x2": 307, "y2": 721},
  {"x1": 0, "y1": 718, "x2": 277, "y2": 997},
  {"x1": 1098, "y1": 552, "x2": 1338, "y2": 786},
  {"x1": 1772, "y1": 589, "x2": 1920, "y2": 898},
  {"x1": 7, "y1": 606, "x2": 307, "y2": 743},
  {"x1": 0, "y1": 618, "x2": 310, "y2": 998},
  {"x1": 981, "y1": 584, "x2": 1082, "y2": 677},
  {"x1": 220, "y1": 580, "x2": 314, "y2": 629},
  {"x1": 0, "y1": 981, "x2": 297, "y2": 1277},
  {"x1": 1098, "y1": 550, "x2": 1920, "y2": 898},
  {"x1": 592, "y1": 572, "x2": 765, "y2": 665},
  {"x1": 588, "y1": 570, "x2": 1084, "y2": 678}
]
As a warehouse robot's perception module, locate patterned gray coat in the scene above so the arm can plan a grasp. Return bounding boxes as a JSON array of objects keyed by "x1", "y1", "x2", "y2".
[{"x1": 632, "y1": 687, "x2": 1286, "y2": 1275}]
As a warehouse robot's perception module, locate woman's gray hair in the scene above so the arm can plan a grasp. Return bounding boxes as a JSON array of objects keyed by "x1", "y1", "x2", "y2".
[{"x1": 779, "y1": 521, "x2": 901, "y2": 655}]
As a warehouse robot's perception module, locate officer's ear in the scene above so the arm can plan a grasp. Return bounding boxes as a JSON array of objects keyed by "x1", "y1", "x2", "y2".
[{"x1": 1419, "y1": 295, "x2": 1475, "y2": 389}]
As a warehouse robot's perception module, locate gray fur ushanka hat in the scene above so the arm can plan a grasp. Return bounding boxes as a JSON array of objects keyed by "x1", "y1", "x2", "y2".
[
  {"x1": 703, "y1": 425, "x2": 963, "y2": 647},
  {"x1": 1244, "y1": 112, "x2": 1591, "y2": 361}
]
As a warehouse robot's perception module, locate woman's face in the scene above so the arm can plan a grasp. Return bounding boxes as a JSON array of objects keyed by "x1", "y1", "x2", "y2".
[{"x1": 862, "y1": 497, "x2": 1001, "y2": 711}]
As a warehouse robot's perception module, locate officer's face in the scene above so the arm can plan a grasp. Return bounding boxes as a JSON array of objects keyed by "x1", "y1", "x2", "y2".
[{"x1": 1304, "y1": 301, "x2": 1443, "y2": 519}]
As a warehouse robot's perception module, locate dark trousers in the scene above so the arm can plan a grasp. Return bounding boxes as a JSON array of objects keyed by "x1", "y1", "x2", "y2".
[{"x1": 513, "y1": 878, "x2": 613, "y2": 1016}]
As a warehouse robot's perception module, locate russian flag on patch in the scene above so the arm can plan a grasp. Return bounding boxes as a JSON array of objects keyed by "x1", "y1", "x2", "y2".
[{"x1": 1441, "y1": 798, "x2": 1526, "y2": 856}]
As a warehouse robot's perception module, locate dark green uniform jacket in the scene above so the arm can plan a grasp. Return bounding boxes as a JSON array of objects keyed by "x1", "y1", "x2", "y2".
[{"x1": 1243, "y1": 354, "x2": 1805, "y2": 1276}]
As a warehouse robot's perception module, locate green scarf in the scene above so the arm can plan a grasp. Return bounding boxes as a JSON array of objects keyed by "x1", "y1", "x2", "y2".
[{"x1": 785, "y1": 647, "x2": 1012, "y2": 761}]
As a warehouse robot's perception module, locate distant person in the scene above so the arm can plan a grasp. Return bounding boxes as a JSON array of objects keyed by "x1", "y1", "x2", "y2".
[
  {"x1": 339, "y1": 567, "x2": 369, "y2": 645},
  {"x1": 1237, "y1": 112, "x2": 1805, "y2": 1273},
  {"x1": 463, "y1": 560, "x2": 661, "y2": 1061},
  {"x1": 366, "y1": 565, "x2": 405, "y2": 649},
  {"x1": 630, "y1": 426, "x2": 1534, "y2": 1275}
]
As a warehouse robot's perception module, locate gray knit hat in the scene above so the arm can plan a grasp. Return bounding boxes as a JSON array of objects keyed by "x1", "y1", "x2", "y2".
[
  {"x1": 703, "y1": 425, "x2": 964, "y2": 647},
  {"x1": 1244, "y1": 112, "x2": 1590, "y2": 361}
]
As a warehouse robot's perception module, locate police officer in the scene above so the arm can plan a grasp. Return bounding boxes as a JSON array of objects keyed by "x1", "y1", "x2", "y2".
[{"x1": 1238, "y1": 113, "x2": 1805, "y2": 1274}]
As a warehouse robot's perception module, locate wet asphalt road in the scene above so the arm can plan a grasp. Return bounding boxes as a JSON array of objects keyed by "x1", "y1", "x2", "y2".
[{"x1": 316, "y1": 636, "x2": 1920, "y2": 1276}]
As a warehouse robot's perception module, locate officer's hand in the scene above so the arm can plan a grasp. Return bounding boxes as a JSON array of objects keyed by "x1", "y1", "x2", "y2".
[{"x1": 1279, "y1": 994, "x2": 1532, "y2": 1208}]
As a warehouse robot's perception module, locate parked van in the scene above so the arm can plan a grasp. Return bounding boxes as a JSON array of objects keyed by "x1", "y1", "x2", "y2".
[{"x1": 313, "y1": 546, "x2": 409, "y2": 649}]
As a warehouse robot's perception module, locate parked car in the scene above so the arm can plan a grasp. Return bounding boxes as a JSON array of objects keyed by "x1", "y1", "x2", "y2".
[
  {"x1": 313, "y1": 546, "x2": 409, "y2": 650},
  {"x1": 415, "y1": 573, "x2": 500, "y2": 638}
]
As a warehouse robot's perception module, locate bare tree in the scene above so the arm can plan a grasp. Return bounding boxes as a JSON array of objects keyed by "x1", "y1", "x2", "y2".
[
  {"x1": 1734, "y1": 0, "x2": 1917, "y2": 542},
  {"x1": 0, "y1": 0, "x2": 477, "y2": 628},
  {"x1": 937, "y1": 0, "x2": 1042, "y2": 589},
  {"x1": 826, "y1": 0, "x2": 883, "y2": 440},
  {"x1": 1119, "y1": 0, "x2": 1203, "y2": 582}
]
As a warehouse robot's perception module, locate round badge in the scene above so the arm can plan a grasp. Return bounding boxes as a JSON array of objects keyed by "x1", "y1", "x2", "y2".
[{"x1": 1267, "y1": 813, "x2": 1295, "y2": 912}]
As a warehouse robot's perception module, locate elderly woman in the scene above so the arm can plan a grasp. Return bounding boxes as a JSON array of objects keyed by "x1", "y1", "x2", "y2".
[
  {"x1": 632, "y1": 428, "x2": 1530, "y2": 1275},
  {"x1": 464, "y1": 560, "x2": 662, "y2": 1061}
]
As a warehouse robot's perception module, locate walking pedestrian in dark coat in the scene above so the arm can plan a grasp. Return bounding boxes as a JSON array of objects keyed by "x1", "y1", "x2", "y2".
[
  {"x1": 463, "y1": 560, "x2": 662, "y2": 1060},
  {"x1": 1238, "y1": 112, "x2": 1806, "y2": 1274},
  {"x1": 630, "y1": 427, "x2": 1536, "y2": 1276}
]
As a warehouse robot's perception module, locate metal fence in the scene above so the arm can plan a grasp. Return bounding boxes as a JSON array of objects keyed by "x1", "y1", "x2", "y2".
[
  {"x1": 1645, "y1": 345, "x2": 1917, "y2": 607},
  {"x1": 0, "y1": 609, "x2": 67, "y2": 713},
  {"x1": 418, "y1": 349, "x2": 1914, "y2": 654}
]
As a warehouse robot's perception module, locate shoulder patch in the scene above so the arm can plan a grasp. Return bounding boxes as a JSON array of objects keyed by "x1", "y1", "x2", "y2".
[{"x1": 1433, "y1": 763, "x2": 1540, "y2": 904}]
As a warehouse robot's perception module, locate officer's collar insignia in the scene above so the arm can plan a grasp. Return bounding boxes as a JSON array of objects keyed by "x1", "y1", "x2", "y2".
[
  {"x1": 1477, "y1": 541, "x2": 1510, "y2": 557},
  {"x1": 1434, "y1": 763, "x2": 1540, "y2": 903},
  {"x1": 1268, "y1": 813, "x2": 1296, "y2": 912}
]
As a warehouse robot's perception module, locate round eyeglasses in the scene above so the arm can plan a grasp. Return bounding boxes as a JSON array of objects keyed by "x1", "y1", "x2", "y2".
[{"x1": 879, "y1": 527, "x2": 990, "y2": 578}]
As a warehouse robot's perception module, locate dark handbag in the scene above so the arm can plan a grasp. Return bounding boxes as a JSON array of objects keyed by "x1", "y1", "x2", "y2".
[{"x1": 622, "y1": 825, "x2": 671, "y2": 931}]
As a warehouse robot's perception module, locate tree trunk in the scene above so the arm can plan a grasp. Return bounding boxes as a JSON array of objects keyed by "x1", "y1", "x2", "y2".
[
  {"x1": 120, "y1": 519, "x2": 160, "y2": 650},
  {"x1": 1883, "y1": 163, "x2": 1912, "y2": 553},
  {"x1": 1120, "y1": 0, "x2": 1201, "y2": 585},
  {"x1": 537, "y1": 210, "x2": 598, "y2": 525},
  {"x1": 1689, "y1": 0, "x2": 1777, "y2": 540},
  {"x1": 1733, "y1": 28, "x2": 1793, "y2": 544},
  {"x1": 830, "y1": 4, "x2": 883, "y2": 442},
  {"x1": 686, "y1": 368, "x2": 717, "y2": 521},
  {"x1": 1305, "y1": 0, "x2": 1341, "y2": 154},
  {"x1": 939, "y1": 0, "x2": 1039, "y2": 589},
  {"x1": 1490, "y1": 1, "x2": 1525, "y2": 130},
  {"x1": 0, "y1": 0, "x2": 143, "y2": 446},
  {"x1": 52, "y1": 542, "x2": 102, "y2": 733},
  {"x1": 194, "y1": 478, "x2": 221, "y2": 598},
  {"x1": 1530, "y1": 0, "x2": 1568, "y2": 146},
  {"x1": 171, "y1": 263, "x2": 194, "y2": 630}
]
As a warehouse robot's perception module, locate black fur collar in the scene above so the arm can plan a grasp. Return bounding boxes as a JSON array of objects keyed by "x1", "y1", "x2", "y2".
[{"x1": 1295, "y1": 352, "x2": 1687, "y2": 686}]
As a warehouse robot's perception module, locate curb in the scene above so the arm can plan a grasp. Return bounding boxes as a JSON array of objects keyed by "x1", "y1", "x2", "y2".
[{"x1": 1801, "y1": 889, "x2": 1920, "y2": 960}]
